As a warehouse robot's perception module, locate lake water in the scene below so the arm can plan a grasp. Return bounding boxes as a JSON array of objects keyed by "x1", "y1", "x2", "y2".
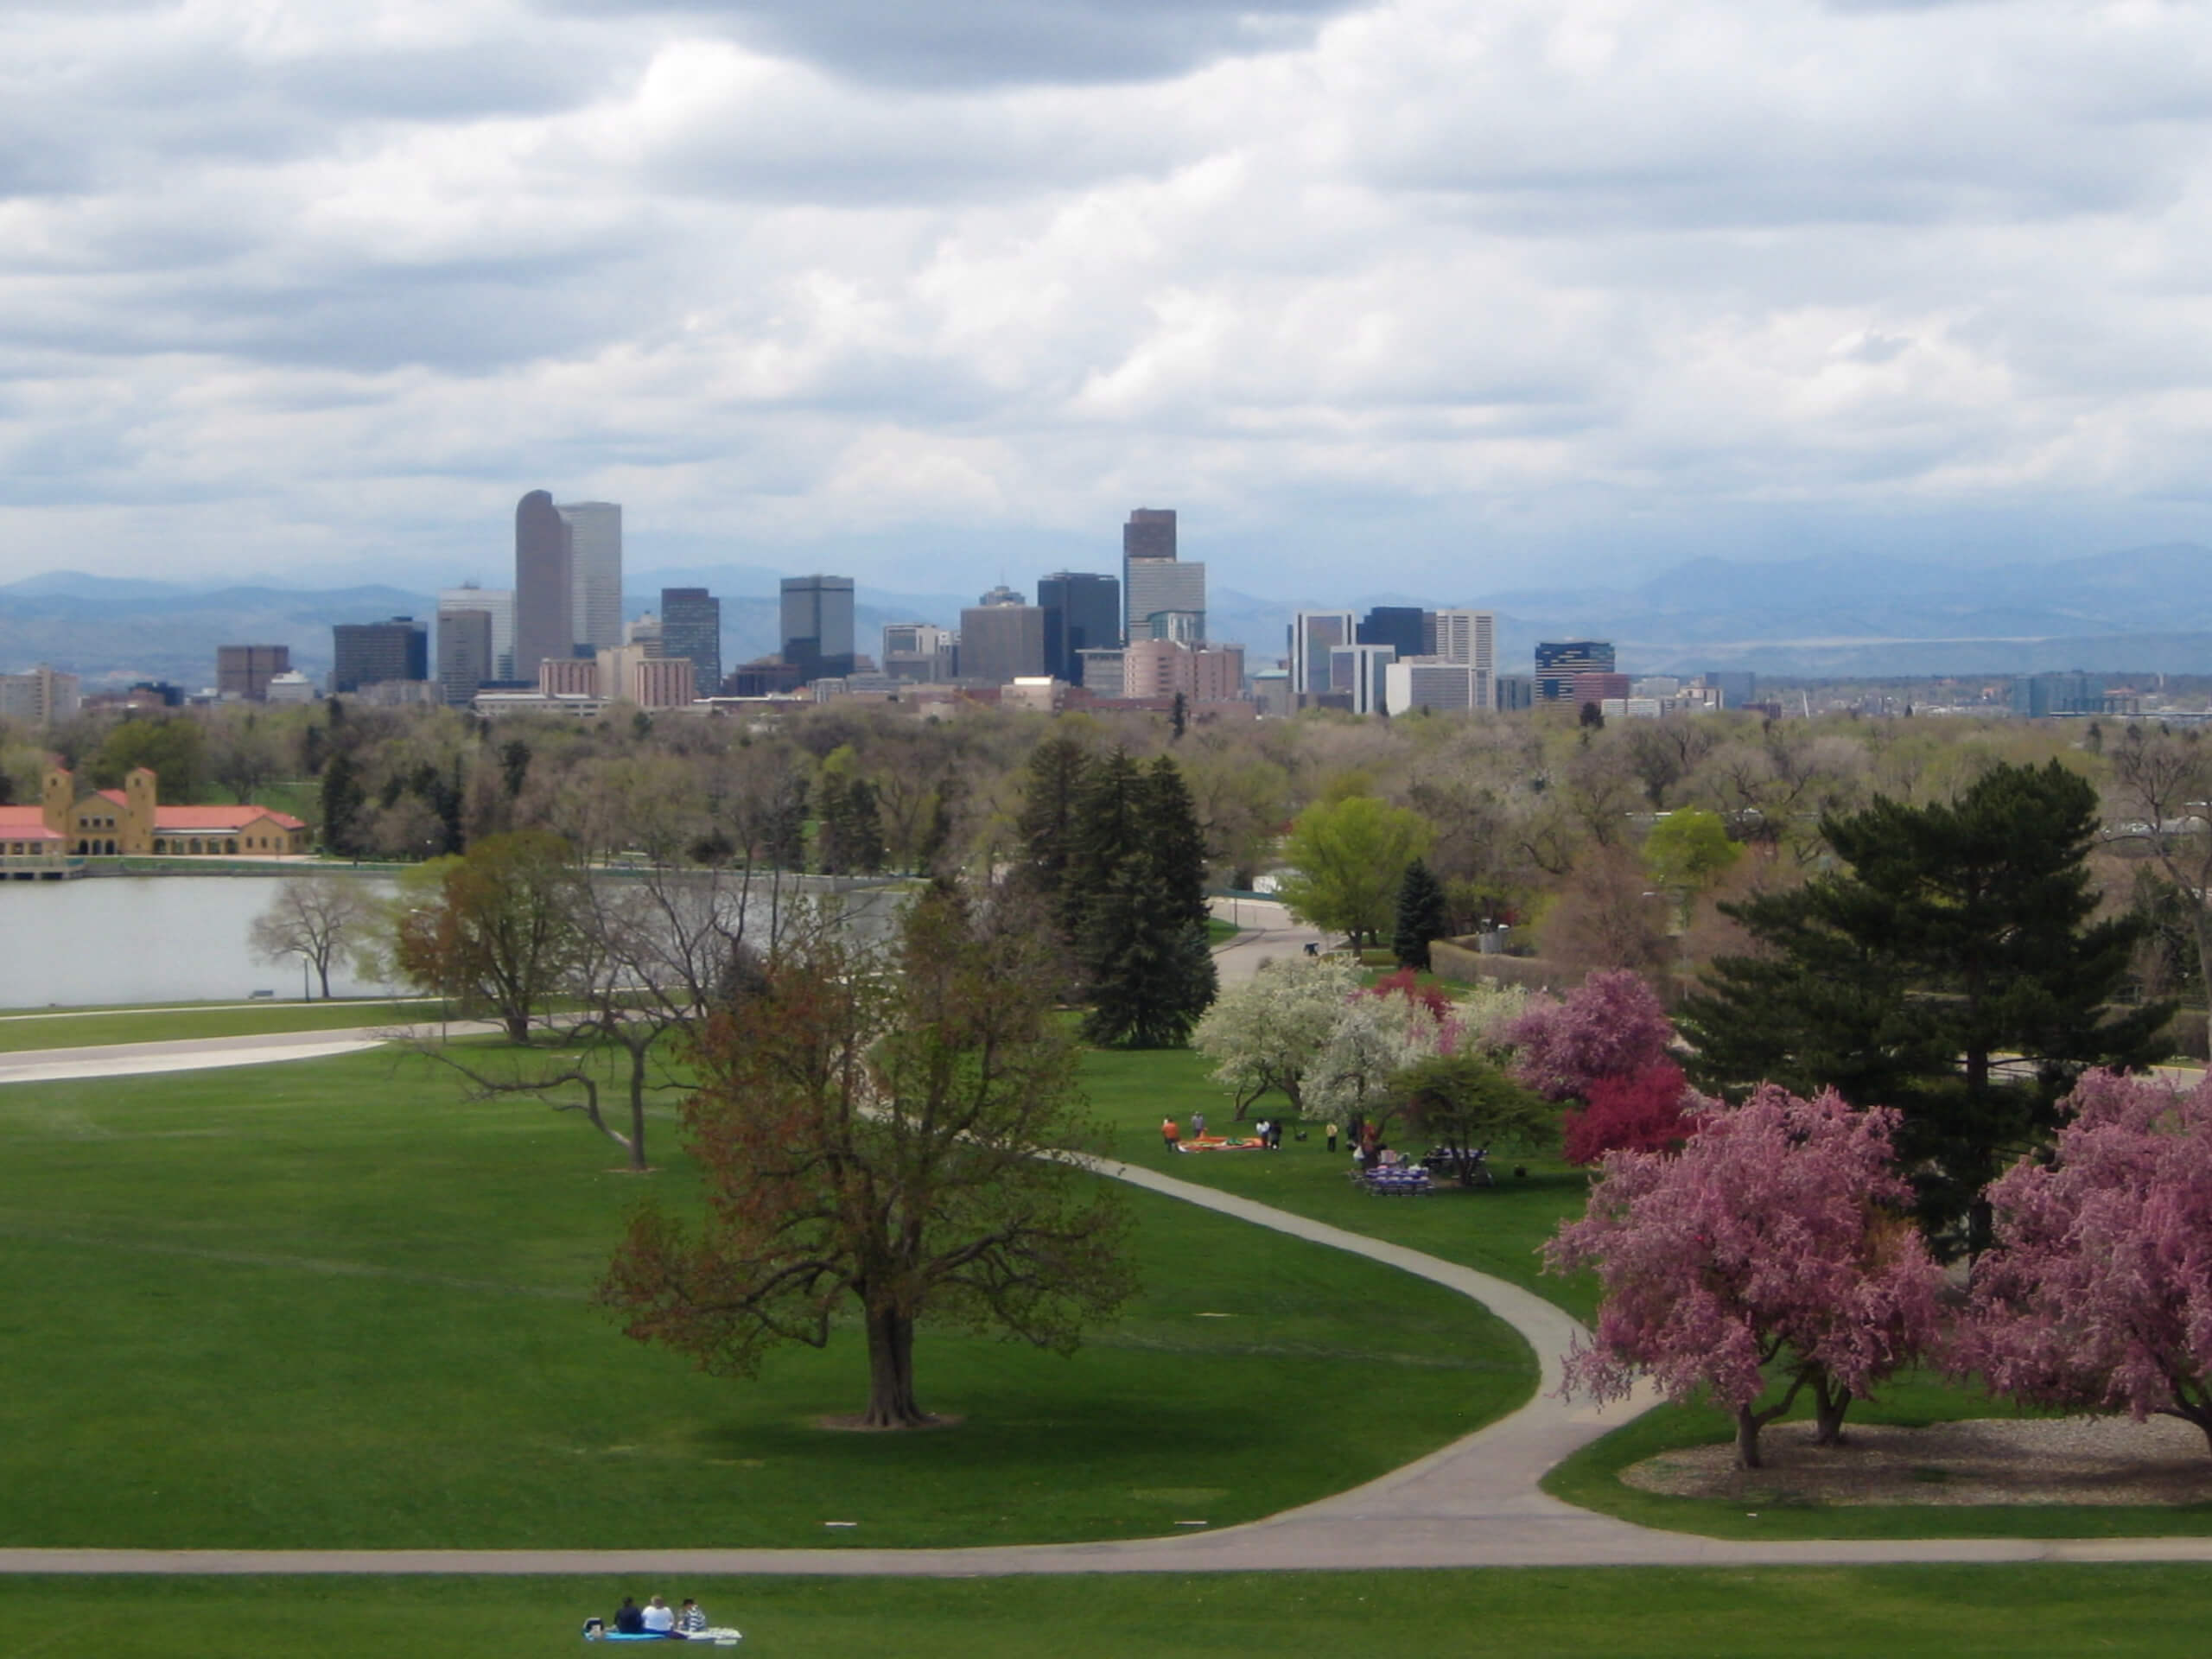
[
  {"x1": 0, "y1": 874, "x2": 404, "y2": 1007},
  {"x1": 0, "y1": 872, "x2": 909, "y2": 1009}
]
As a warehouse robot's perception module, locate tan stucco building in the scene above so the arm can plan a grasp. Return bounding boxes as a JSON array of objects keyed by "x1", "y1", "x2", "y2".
[{"x1": 0, "y1": 766, "x2": 309, "y2": 857}]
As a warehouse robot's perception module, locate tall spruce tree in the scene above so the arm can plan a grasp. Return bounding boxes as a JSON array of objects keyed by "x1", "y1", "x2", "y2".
[
  {"x1": 1075, "y1": 750, "x2": 1217, "y2": 1047},
  {"x1": 1393, "y1": 857, "x2": 1449, "y2": 971},
  {"x1": 1015, "y1": 734, "x2": 1093, "y2": 940},
  {"x1": 1678, "y1": 760, "x2": 2171, "y2": 1250}
]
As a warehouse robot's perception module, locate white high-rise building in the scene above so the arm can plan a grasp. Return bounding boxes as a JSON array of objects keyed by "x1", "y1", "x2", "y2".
[
  {"x1": 1426, "y1": 609, "x2": 1497, "y2": 684},
  {"x1": 1291, "y1": 611, "x2": 1356, "y2": 696},
  {"x1": 1384, "y1": 661, "x2": 1491, "y2": 716},
  {"x1": 440, "y1": 585, "x2": 515, "y2": 681},
  {"x1": 556, "y1": 501, "x2": 623, "y2": 652},
  {"x1": 1124, "y1": 558, "x2": 1205, "y2": 644},
  {"x1": 1327, "y1": 643, "x2": 1395, "y2": 715}
]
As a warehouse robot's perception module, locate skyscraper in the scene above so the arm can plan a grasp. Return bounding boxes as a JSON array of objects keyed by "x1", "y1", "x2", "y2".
[
  {"x1": 1358, "y1": 607, "x2": 1426, "y2": 661},
  {"x1": 780, "y1": 575, "x2": 855, "y2": 682},
  {"x1": 959, "y1": 587, "x2": 1046, "y2": 684},
  {"x1": 1328, "y1": 643, "x2": 1395, "y2": 715},
  {"x1": 332, "y1": 617, "x2": 429, "y2": 693},
  {"x1": 1037, "y1": 572, "x2": 1120, "y2": 685},
  {"x1": 436, "y1": 608, "x2": 493, "y2": 708},
  {"x1": 1426, "y1": 610, "x2": 1497, "y2": 709},
  {"x1": 1535, "y1": 640, "x2": 1616, "y2": 702},
  {"x1": 1120, "y1": 507, "x2": 1204, "y2": 643},
  {"x1": 512, "y1": 490, "x2": 572, "y2": 681},
  {"x1": 660, "y1": 588, "x2": 721, "y2": 700},
  {"x1": 1291, "y1": 611, "x2": 1356, "y2": 696},
  {"x1": 556, "y1": 500, "x2": 623, "y2": 652},
  {"x1": 216, "y1": 645, "x2": 289, "y2": 702},
  {"x1": 440, "y1": 585, "x2": 515, "y2": 680}
]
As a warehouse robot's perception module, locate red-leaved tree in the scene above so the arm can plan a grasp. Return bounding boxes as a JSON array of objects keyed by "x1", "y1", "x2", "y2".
[
  {"x1": 1546, "y1": 1084, "x2": 1944, "y2": 1469},
  {"x1": 1956, "y1": 1070, "x2": 2212, "y2": 1453},
  {"x1": 1562, "y1": 1060, "x2": 1700, "y2": 1166},
  {"x1": 1503, "y1": 968, "x2": 1675, "y2": 1103}
]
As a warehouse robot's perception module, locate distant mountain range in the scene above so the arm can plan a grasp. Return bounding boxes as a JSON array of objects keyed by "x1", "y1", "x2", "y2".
[{"x1": 4, "y1": 543, "x2": 2209, "y2": 687}]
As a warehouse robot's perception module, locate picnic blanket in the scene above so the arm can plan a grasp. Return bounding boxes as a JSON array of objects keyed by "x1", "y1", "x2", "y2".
[{"x1": 1180, "y1": 1136, "x2": 1268, "y2": 1151}]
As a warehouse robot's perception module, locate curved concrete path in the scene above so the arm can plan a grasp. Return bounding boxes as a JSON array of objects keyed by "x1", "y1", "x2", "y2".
[{"x1": 6, "y1": 1029, "x2": 2212, "y2": 1573}]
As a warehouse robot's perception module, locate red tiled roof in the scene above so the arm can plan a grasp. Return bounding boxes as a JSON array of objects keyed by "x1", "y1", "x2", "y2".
[
  {"x1": 154, "y1": 805, "x2": 307, "y2": 831},
  {"x1": 97, "y1": 789, "x2": 129, "y2": 806},
  {"x1": 0, "y1": 806, "x2": 46, "y2": 828}
]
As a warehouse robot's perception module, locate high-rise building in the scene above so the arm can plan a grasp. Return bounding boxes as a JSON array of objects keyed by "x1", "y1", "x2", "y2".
[
  {"x1": 1704, "y1": 671, "x2": 1757, "y2": 709},
  {"x1": 881, "y1": 622, "x2": 953, "y2": 682},
  {"x1": 1384, "y1": 661, "x2": 1489, "y2": 716},
  {"x1": 1121, "y1": 640, "x2": 1246, "y2": 702},
  {"x1": 595, "y1": 646, "x2": 696, "y2": 709},
  {"x1": 1037, "y1": 572, "x2": 1120, "y2": 685},
  {"x1": 660, "y1": 589, "x2": 721, "y2": 699},
  {"x1": 1534, "y1": 640, "x2": 1616, "y2": 702},
  {"x1": 512, "y1": 490, "x2": 573, "y2": 681},
  {"x1": 1327, "y1": 643, "x2": 1395, "y2": 715},
  {"x1": 959, "y1": 593, "x2": 1046, "y2": 684},
  {"x1": 1121, "y1": 507, "x2": 1204, "y2": 643},
  {"x1": 436, "y1": 608, "x2": 493, "y2": 708},
  {"x1": 624, "y1": 613, "x2": 663, "y2": 654},
  {"x1": 440, "y1": 586, "x2": 514, "y2": 681},
  {"x1": 216, "y1": 645, "x2": 290, "y2": 702},
  {"x1": 1358, "y1": 607, "x2": 1426, "y2": 662},
  {"x1": 1077, "y1": 649, "x2": 1127, "y2": 697},
  {"x1": 1423, "y1": 610, "x2": 1497, "y2": 709},
  {"x1": 556, "y1": 500, "x2": 623, "y2": 653},
  {"x1": 332, "y1": 617, "x2": 429, "y2": 694},
  {"x1": 1291, "y1": 611, "x2": 1356, "y2": 697},
  {"x1": 780, "y1": 575, "x2": 855, "y2": 682},
  {"x1": 0, "y1": 665, "x2": 79, "y2": 725}
]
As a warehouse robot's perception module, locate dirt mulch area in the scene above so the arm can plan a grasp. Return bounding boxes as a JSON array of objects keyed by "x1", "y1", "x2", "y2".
[{"x1": 1623, "y1": 1416, "x2": 2212, "y2": 1507}]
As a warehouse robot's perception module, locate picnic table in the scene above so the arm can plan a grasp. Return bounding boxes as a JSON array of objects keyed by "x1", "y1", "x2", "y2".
[{"x1": 1360, "y1": 1165, "x2": 1433, "y2": 1196}]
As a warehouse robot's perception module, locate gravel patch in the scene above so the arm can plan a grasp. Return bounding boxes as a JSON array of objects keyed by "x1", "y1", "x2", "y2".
[{"x1": 1623, "y1": 1415, "x2": 2212, "y2": 1506}]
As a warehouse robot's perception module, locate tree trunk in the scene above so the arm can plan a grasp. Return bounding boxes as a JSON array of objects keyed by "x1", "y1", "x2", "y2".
[
  {"x1": 626, "y1": 1040, "x2": 650, "y2": 1172},
  {"x1": 861, "y1": 1306, "x2": 929, "y2": 1427},
  {"x1": 1733, "y1": 1404, "x2": 1766, "y2": 1470},
  {"x1": 1812, "y1": 1377, "x2": 1853, "y2": 1446},
  {"x1": 315, "y1": 956, "x2": 334, "y2": 1000}
]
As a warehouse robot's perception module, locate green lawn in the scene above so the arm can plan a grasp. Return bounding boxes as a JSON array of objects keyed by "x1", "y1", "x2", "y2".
[
  {"x1": 7, "y1": 1567, "x2": 2212, "y2": 1657},
  {"x1": 0, "y1": 1047, "x2": 1527, "y2": 1549},
  {"x1": 0, "y1": 999, "x2": 445, "y2": 1052}
]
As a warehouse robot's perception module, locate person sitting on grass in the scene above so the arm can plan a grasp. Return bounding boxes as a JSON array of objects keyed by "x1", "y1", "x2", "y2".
[
  {"x1": 677, "y1": 1599, "x2": 709, "y2": 1636},
  {"x1": 613, "y1": 1597, "x2": 646, "y2": 1635},
  {"x1": 642, "y1": 1596, "x2": 677, "y2": 1637}
]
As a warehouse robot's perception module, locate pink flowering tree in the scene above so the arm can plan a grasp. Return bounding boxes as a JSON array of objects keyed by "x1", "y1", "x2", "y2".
[
  {"x1": 1546, "y1": 1085, "x2": 1945, "y2": 1469},
  {"x1": 1956, "y1": 1071, "x2": 2212, "y2": 1452},
  {"x1": 1503, "y1": 969, "x2": 1675, "y2": 1103}
]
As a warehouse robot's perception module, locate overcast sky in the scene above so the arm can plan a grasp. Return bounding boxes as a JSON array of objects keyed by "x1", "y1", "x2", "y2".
[{"x1": 4, "y1": 0, "x2": 2212, "y2": 599}]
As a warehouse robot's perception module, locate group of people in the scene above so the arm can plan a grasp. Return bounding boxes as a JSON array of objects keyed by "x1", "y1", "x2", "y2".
[
  {"x1": 1159, "y1": 1113, "x2": 1287, "y2": 1150},
  {"x1": 583, "y1": 1594, "x2": 711, "y2": 1639}
]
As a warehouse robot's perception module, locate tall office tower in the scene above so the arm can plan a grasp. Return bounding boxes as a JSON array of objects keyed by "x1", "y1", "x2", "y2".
[
  {"x1": 1358, "y1": 607, "x2": 1426, "y2": 662},
  {"x1": 216, "y1": 645, "x2": 290, "y2": 702},
  {"x1": 1425, "y1": 610, "x2": 1497, "y2": 709},
  {"x1": 1124, "y1": 556, "x2": 1205, "y2": 644},
  {"x1": 0, "y1": 665, "x2": 79, "y2": 725},
  {"x1": 512, "y1": 490, "x2": 573, "y2": 681},
  {"x1": 1384, "y1": 661, "x2": 1489, "y2": 716},
  {"x1": 332, "y1": 617, "x2": 429, "y2": 693},
  {"x1": 435, "y1": 608, "x2": 493, "y2": 708},
  {"x1": 660, "y1": 588, "x2": 721, "y2": 699},
  {"x1": 959, "y1": 594, "x2": 1046, "y2": 684},
  {"x1": 1704, "y1": 670, "x2": 1756, "y2": 709},
  {"x1": 1290, "y1": 611, "x2": 1357, "y2": 696},
  {"x1": 1534, "y1": 640, "x2": 1616, "y2": 702},
  {"x1": 624, "y1": 613, "x2": 663, "y2": 654},
  {"x1": 1123, "y1": 506, "x2": 1176, "y2": 563},
  {"x1": 440, "y1": 586, "x2": 514, "y2": 680},
  {"x1": 1036, "y1": 572, "x2": 1120, "y2": 684},
  {"x1": 1327, "y1": 644, "x2": 1396, "y2": 715},
  {"x1": 555, "y1": 500, "x2": 623, "y2": 652},
  {"x1": 780, "y1": 575, "x2": 856, "y2": 681}
]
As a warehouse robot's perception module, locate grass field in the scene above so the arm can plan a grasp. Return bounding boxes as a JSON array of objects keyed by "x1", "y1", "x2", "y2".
[
  {"x1": 0, "y1": 999, "x2": 444, "y2": 1052},
  {"x1": 5, "y1": 1567, "x2": 2212, "y2": 1657},
  {"x1": 0, "y1": 1046, "x2": 1527, "y2": 1549}
]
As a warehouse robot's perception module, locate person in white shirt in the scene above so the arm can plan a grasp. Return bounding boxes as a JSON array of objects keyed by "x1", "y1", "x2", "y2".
[{"x1": 641, "y1": 1596, "x2": 677, "y2": 1635}]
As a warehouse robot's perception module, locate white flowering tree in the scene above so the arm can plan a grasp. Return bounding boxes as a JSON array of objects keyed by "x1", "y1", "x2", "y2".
[{"x1": 1192, "y1": 955, "x2": 1365, "y2": 1119}]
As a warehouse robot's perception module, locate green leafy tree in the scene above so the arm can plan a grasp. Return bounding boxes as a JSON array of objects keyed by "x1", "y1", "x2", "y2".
[
  {"x1": 1393, "y1": 857, "x2": 1450, "y2": 970},
  {"x1": 1678, "y1": 760, "x2": 2171, "y2": 1249},
  {"x1": 1277, "y1": 794, "x2": 1433, "y2": 950},
  {"x1": 388, "y1": 830, "x2": 588, "y2": 1042},
  {"x1": 1389, "y1": 1053, "x2": 1557, "y2": 1185},
  {"x1": 601, "y1": 887, "x2": 1133, "y2": 1427},
  {"x1": 1641, "y1": 808, "x2": 1740, "y2": 919},
  {"x1": 91, "y1": 716, "x2": 208, "y2": 800}
]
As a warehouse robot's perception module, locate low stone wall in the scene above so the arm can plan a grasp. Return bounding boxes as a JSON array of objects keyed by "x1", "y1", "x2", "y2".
[{"x1": 1427, "y1": 938, "x2": 1581, "y2": 997}]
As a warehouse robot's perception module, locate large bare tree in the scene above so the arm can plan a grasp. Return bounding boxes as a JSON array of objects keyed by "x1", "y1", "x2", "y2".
[{"x1": 248, "y1": 876, "x2": 377, "y2": 999}]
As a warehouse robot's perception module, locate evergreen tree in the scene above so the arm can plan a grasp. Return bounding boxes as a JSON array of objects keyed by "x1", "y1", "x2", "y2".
[
  {"x1": 1075, "y1": 752, "x2": 1217, "y2": 1048},
  {"x1": 1393, "y1": 857, "x2": 1449, "y2": 970},
  {"x1": 1679, "y1": 760, "x2": 2171, "y2": 1250},
  {"x1": 1014, "y1": 734, "x2": 1092, "y2": 938},
  {"x1": 763, "y1": 774, "x2": 808, "y2": 871},
  {"x1": 817, "y1": 771, "x2": 886, "y2": 875},
  {"x1": 319, "y1": 750, "x2": 364, "y2": 857}
]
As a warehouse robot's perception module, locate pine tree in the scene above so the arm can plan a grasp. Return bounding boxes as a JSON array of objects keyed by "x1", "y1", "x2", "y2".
[
  {"x1": 1014, "y1": 734, "x2": 1092, "y2": 941},
  {"x1": 319, "y1": 750, "x2": 364, "y2": 858},
  {"x1": 1679, "y1": 760, "x2": 2171, "y2": 1250},
  {"x1": 1075, "y1": 751, "x2": 1217, "y2": 1048},
  {"x1": 1392, "y1": 857, "x2": 1449, "y2": 970}
]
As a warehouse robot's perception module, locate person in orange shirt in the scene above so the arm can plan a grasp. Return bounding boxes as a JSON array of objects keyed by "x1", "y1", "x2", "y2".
[{"x1": 1161, "y1": 1116, "x2": 1181, "y2": 1151}]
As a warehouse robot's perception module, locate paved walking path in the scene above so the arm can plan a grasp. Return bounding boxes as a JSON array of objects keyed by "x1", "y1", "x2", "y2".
[
  {"x1": 7, "y1": 1023, "x2": 2212, "y2": 1573},
  {"x1": 0, "y1": 1022, "x2": 499, "y2": 1086}
]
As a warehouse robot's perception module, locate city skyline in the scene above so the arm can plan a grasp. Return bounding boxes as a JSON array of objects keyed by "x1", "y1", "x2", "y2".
[{"x1": 5, "y1": 6, "x2": 2212, "y2": 601}]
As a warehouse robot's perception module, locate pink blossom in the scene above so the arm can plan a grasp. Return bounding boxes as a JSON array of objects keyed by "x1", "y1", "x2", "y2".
[{"x1": 1503, "y1": 969, "x2": 1675, "y2": 1102}]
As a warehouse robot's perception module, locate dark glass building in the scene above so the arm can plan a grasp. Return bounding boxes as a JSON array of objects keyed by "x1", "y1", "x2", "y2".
[
  {"x1": 332, "y1": 617, "x2": 429, "y2": 693},
  {"x1": 779, "y1": 575, "x2": 855, "y2": 682},
  {"x1": 660, "y1": 588, "x2": 722, "y2": 700},
  {"x1": 1534, "y1": 639, "x2": 1616, "y2": 702},
  {"x1": 1358, "y1": 606, "x2": 1426, "y2": 661},
  {"x1": 1038, "y1": 571, "x2": 1120, "y2": 683}
]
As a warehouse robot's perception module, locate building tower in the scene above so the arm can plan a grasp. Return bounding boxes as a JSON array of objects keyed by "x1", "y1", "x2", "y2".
[
  {"x1": 1121, "y1": 507, "x2": 1205, "y2": 644},
  {"x1": 440, "y1": 586, "x2": 515, "y2": 681},
  {"x1": 1534, "y1": 640, "x2": 1616, "y2": 702},
  {"x1": 331, "y1": 618, "x2": 429, "y2": 694},
  {"x1": 216, "y1": 645, "x2": 290, "y2": 702},
  {"x1": 556, "y1": 500, "x2": 623, "y2": 653},
  {"x1": 660, "y1": 588, "x2": 721, "y2": 700},
  {"x1": 780, "y1": 575, "x2": 856, "y2": 682},
  {"x1": 1290, "y1": 611, "x2": 1356, "y2": 697},
  {"x1": 512, "y1": 490, "x2": 573, "y2": 681},
  {"x1": 959, "y1": 586, "x2": 1046, "y2": 685},
  {"x1": 1037, "y1": 571, "x2": 1121, "y2": 685},
  {"x1": 1358, "y1": 607, "x2": 1426, "y2": 661},
  {"x1": 436, "y1": 608, "x2": 493, "y2": 708}
]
